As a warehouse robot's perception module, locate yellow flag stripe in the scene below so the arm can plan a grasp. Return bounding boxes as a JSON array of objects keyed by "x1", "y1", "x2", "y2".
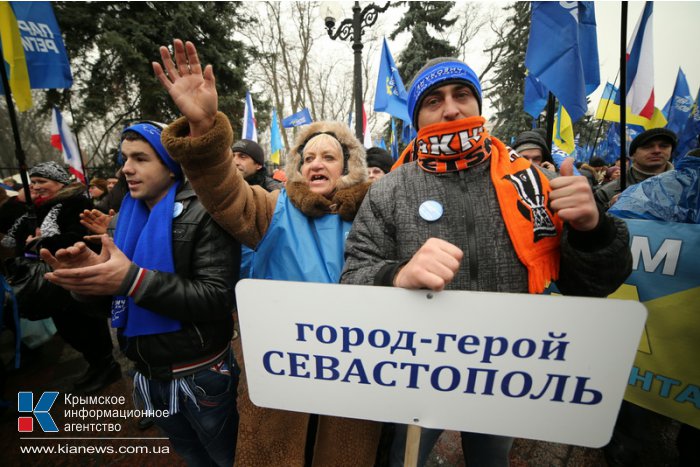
[
  {"x1": 595, "y1": 98, "x2": 667, "y2": 130},
  {"x1": 553, "y1": 105, "x2": 574, "y2": 154},
  {"x1": 0, "y1": 1, "x2": 32, "y2": 111}
]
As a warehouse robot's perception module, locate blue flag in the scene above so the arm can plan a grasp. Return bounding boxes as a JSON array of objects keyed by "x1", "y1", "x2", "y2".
[
  {"x1": 596, "y1": 122, "x2": 645, "y2": 164},
  {"x1": 661, "y1": 96, "x2": 672, "y2": 119},
  {"x1": 665, "y1": 68, "x2": 694, "y2": 136},
  {"x1": 374, "y1": 38, "x2": 411, "y2": 124},
  {"x1": 577, "y1": 1, "x2": 600, "y2": 95},
  {"x1": 523, "y1": 73, "x2": 549, "y2": 118},
  {"x1": 282, "y1": 108, "x2": 312, "y2": 128},
  {"x1": 525, "y1": 1, "x2": 600, "y2": 123},
  {"x1": 378, "y1": 138, "x2": 387, "y2": 150},
  {"x1": 401, "y1": 123, "x2": 416, "y2": 143},
  {"x1": 0, "y1": 1, "x2": 72, "y2": 93},
  {"x1": 677, "y1": 87, "x2": 700, "y2": 158}
]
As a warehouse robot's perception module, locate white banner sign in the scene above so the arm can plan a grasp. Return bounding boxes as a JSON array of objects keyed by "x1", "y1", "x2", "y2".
[{"x1": 235, "y1": 279, "x2": 647, "y2": 447}]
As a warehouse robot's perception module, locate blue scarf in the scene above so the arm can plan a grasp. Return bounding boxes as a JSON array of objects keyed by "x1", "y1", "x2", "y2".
[{"x1": 112, "y1": 182, "x2": 181, "y2": 337}]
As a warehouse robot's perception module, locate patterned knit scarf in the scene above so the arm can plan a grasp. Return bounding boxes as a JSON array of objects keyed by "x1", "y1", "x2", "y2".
[
  {"x1": 414, "y1": 117, "x2": 492, "y2": 173},
  {"x1": 393, "y1": 117, "x2": 563, "y2": 293}
]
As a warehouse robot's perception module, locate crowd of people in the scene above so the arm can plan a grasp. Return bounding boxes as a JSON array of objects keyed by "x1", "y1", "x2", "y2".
[{"x1": 0, "y1": 38, "x2": 697, "y2": 467}]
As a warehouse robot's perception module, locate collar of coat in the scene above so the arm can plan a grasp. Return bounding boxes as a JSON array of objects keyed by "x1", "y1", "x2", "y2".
[
  {"x1": 286, "y1": 180, "x2": 370, "y2": 222},
  {"x1": 37, "y1": 183, "x2": 87, "y2": 208}
]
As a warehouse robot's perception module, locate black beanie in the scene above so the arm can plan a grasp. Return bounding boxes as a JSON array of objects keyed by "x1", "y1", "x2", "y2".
[
  {"x1": 366, "y1": 147, "x2": 393, "y2": 174},
  {"x1": 232, "y1": 139, "x2": 265, "y2": 166},
  {"x1": 513, "y1": 130, "x2": 553, "y2": 164},
  {"x1": 629, "y1": 128, "x2": 677, "y2": 156}
]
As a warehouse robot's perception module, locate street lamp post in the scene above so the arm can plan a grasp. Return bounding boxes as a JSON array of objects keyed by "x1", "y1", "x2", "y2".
[{"x1": 325, "y1": 1, "x2": 390, "y2": 141}]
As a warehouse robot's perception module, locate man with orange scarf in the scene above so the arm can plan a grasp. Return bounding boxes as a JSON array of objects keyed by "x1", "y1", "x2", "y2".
[{"x1": 341, "y1": 58, "x2": 633, "y2": 466}]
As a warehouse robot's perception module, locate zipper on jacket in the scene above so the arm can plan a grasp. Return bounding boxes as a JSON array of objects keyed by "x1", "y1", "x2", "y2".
[
  {"x1": 458, "y1": 171, "x2": 479, "y2": 290},
  {"x1": 135, "y1": 336, "x2": 153, "y2": 379}
]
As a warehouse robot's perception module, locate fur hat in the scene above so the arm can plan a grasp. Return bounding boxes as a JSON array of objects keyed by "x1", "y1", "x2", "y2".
[
  {"x1": 285, "y1": 121, "x2": 367, "y2": 191},
  {"x1": 629, "y1": 128, "x2": 678, "y2": 156},
  {"x1": 407, "y1": 57, "x2": 482, "y2": 129},
  {"x1": 28, "y1": 161, "x2": 71, "y2": 185},
  {"x1": 232, "y1": 139, "x2": 265, "y2": 166}
]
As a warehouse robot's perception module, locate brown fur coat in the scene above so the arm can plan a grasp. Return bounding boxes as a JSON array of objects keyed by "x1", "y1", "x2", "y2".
[{"x1": 163, "y1": 113, "x2": 380, "y2": 466}]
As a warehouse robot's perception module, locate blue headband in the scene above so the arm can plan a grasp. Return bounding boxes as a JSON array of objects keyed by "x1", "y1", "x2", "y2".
[
  {"x1": 407, "y1": 60, "x2": 482, "y2": 128},
  {"x1": 121, "y1": 123, "x2": 183, "y2": 180}
]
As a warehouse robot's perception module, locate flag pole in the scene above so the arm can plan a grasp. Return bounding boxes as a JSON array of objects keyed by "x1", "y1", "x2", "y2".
[
  {"x1": 544, "y1": 92, "x2": 556, "y2": 154},
  {"x1": 0, "y1": 45, "x2": 36, "y2": 218},
  {"x1": 619, "y1": 2, "x2": 628, "y2": 191}
]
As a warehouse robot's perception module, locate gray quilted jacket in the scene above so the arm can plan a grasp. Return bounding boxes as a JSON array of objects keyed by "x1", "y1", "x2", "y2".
[{"x1": 341, "y1": 161, "x2": 632, "y2": 297}]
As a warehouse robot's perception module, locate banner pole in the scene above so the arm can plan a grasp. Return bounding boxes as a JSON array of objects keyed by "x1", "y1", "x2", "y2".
[
  {"x1": 619, "y1": 2, "x2": 629, "y2": 191},
  {"x1": 403, "y1": 424, "x2": 421, "y2": 467}
]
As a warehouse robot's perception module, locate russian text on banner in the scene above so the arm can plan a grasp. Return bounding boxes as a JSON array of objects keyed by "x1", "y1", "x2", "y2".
[{"x1": 236, "y1": 279, "x2": 646, "y2": 447}]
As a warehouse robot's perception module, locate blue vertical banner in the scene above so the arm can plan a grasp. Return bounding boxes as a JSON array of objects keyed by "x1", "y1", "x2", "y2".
[
  {"x1": 523, "y1": 73, "x2": 549, "y2": 118},
  {"x1": 525, "y1": 1, "x2": 600, "y2": 123},
  {"x1": 5, "y1": 1, "x2": 73, "y2": 89},
  {"x1": 374, "y1": 38, "x2": 411, "y2": 124},
  {"x1": 664, "y1": 68, "x2": 694, "y2": 136}
]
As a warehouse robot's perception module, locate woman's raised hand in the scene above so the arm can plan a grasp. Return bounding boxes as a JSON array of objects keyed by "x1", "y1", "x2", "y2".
[{"x1": 153, "y1": 39, "x2": 217, "y2": 137}]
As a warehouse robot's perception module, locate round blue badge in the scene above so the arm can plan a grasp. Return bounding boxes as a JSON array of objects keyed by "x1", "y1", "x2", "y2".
[
  {"x1": 419, "y1": 200, "x2": 443, "y2": 222},
  {"x1": 173, "y1": 202, "x2": 184, "y2": 218}
]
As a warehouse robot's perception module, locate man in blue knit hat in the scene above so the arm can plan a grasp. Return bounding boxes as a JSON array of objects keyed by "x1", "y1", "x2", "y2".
[
  {"x1": 342, "y1": 58, "x2": 633, "y2": 466},
  {"x1": 42, "y1": 122, "x2": 241, "y2": 467}
]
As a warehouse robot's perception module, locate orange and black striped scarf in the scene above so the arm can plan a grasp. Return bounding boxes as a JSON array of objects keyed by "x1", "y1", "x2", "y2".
[{"x1": 393, "y1": 117, "x2": 563, "y2": 293}]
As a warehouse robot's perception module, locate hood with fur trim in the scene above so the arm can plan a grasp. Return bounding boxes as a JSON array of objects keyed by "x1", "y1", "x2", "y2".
[{"x1": 285, "y1": 121, "x2": 367, "y2": 192}]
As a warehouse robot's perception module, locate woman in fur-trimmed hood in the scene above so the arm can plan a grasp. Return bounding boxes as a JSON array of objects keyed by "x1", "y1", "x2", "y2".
[{"x1": 158, "y1": 40, "x2": 378, "y2": 466}]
